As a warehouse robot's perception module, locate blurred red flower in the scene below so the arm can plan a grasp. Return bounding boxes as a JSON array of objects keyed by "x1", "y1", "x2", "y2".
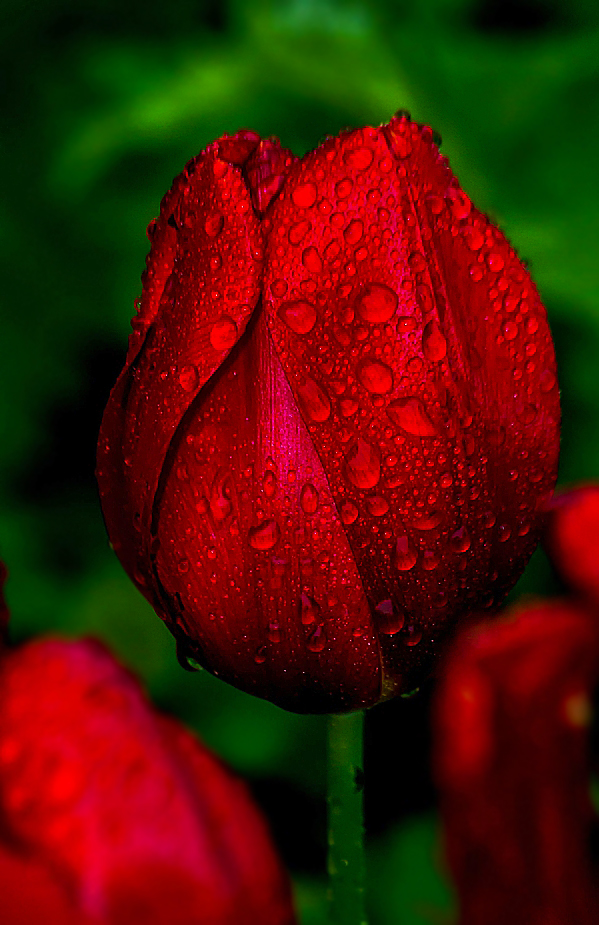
[
  {"x1": 434, "y1": 484, "x2": 599, "y2": 924},
  {"x1": 0, "y1": 634, "x2": 296, "y2": 925},
  {"x1": 97, "y1": 113, "x2": 560, "y2": 712}
]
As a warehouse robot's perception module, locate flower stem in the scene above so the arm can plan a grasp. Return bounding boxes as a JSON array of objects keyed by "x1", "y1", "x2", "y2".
[{"x1": 327, "y1": 710, "x2": 367, "y2": 925}]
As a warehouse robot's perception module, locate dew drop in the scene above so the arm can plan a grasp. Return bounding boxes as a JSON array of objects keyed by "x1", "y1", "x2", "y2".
[
  {"x1": 497, "y1": 524, "x2": 512, "y2": 543},
  {"x1": 278, "y1": 300, "x2": 317, "y2": 334},
  {"x1": 204, "y1": 213, "x2": 224, "y2": 237},
  {"x1": 254, "y1": 646, "x2": 267, "y2": 664},
  {"x1": 301, "y1": 593, "x2": 321, "y2": 625},
  {"x1": 267, "y1": 621, "x2": 281, "y2": 643},
  {"x1": 413, "y1": 510, "x2": 443, "y2": 530},
  {"x1": 344, "y1": 220, "x2": 364, "y2": 246},
  {"x1": 357, "y1": 359, "x2": 394, "y2": 394},
  {"x1": 345, "y1": 147, "x2": 374, "y2": 169},
  {"x1": 248, "y1": 520, "x2": 281, "y2": 550},
  {"x1": 300, "y1": 483, "x2": 320, "y2": 514},
  {"x1": 307, "y1": 624, "x2": 326, "y2": 653},
  {"x1": 404, "y1": 625, "x2": 423, "y2": 646},
  {"x1": 422, "y1": 321, "x2": 447, "y2": 361},
  {"x1": 335, "y1": 178, "x2": 353, "y2": 199},
  {"x1": 422, "y1": 550, "x2": 439, "y2": 570},
  {"x1": 302, "y1": 246, "x2": 323, "y2": 274},
  {"x1": 487, "y1": 253, "x2": 505, "y2": 272},
  {"x1": 482, "y1": 511, "x2": 496, "y2": 529},
  {"x1": 394, "y1": 535, "x2": 417, "y2": 571},
  {"x1": 503, "y1": 321, "x2": 518, "y2": 341},
  {"x1": 288, "y1": 220, "x2": 312, "y2": 245},
  {"x1": 397, "y1": 316, "x2": 417, "y2": 334},
  {"x1": 449, "y1": 526, "x2": 471, "y2": 553},
  {"x1": 210, "y1": 316, "x2": 238, "y2": 350},
  {"x1": 364, "y1": 495, "x2": 390, "y2": 517},
  {"x1": 179, "y1": 365, "x2": 199, "y2": 392},
  {"x1": 374, "y1": 599, "x2": 405, "y2": 635},
  {"x1": 263, "y1": 470, "x2": 277, "y2": 498},
  {"x1": 292, "y1": 183, "x2": 317, "y2": 209},
  {"x1": 344, "y1": 439, "x2": 381, "y2": 490},
  {"x1": 340, "y1": 501, "x2": 359, "y2": 525},
  {"x1": 387, "y1": 397, "x2": 437, "y2": 436},
  {"x1": 355, "y1": 282, "x2": 398, "y2": 323},
  {"x1": 466, "y1": 227, "x2": 484, "y2": 251},
  {"x1": 271, "y1": 279, "x2": 288, "y2": 298},
  {"x1": 340, "y1": 398, "x2": 359, "y2": 417},
  {"x1": 296, "y1": 377, "x2": 331, "y2": 422},
  {"x1": 448, "y1": 189, "x2": 471, "y2": 220}
]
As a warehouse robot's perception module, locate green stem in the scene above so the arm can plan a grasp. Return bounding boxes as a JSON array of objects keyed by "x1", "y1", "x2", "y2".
[{"x1": 327, "y1": 710, "x2": 368, "y2": 925}]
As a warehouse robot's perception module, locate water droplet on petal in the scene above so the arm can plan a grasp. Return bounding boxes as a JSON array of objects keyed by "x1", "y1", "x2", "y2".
[
  {"x1": 267, "y1": 621, "x2": 281, "y2": 643},
  {"x1": 307, "y1": 624, "x2": 326, "y2": 653},
  {"x1": 179, "y1": 365, "x2": 199, "y2": 392},
  {"x1": 344, "y1": 439, "x2": 381, "y2": 490},
  {"x1": 387, "y1": 398, "x2": 437, "y2": 436},
  {"x1": 403, "y1": 625, "x2": 423, "y2": 646},
  {"x1": 448, "y1": 189, "x2": 471, "y2": 221},
  {"x1": 278, "y1": 300, "x2": 317, "y2": 334},
  {"x1": 449, "y1": 526, "x2": 471, "y2": 553},
  {"x1": 357, "y1": 359, "x2": 393, "y2": 394},
  {"x1": 302, "y1": 246, "x2": 323, "y2": 274},
  {"x1": 271, "y1": 279, "x2": 288, "y2": 298},
  {"x1": 248, "y1": 520, "x2": 281, "y2": 550},
  {"x1": 374, "y1": 599, "x2": 405, "y2": 635},
  {"x1": 292, "y1": 183, "x2": 317, "y2": 209},
  {"x1": 300, "y1": 483, "x2": 320, "y2": 514},
  {"x1": 356, "y1": 283, "x2": 398, "y2": 323},
  {"x1": 336, "y1": 178, "x2": 353, "y2": 199},
  {"x1": 204, "y1": 213, "x2": 224, "y2": 237},
  {"x1": 345, "y1": 147, "x2": 374, "y2": 169},
  {"x1": 364, "y1": 495, "x2": 389, "y2": 517},
  {"x1": 422, "y1": 321, "x2": 447, "y2": 361},
  {"x1": 210, "y1": 316, "x2": 238, "y2": 350},
  {"x1": 503, "y1": 321, "x2": 518, "y2": 341},
  {"x1": 254, "y1": 646, "x2": 267, "y2": 664},
  {"x1": 288, "y1": 220, "x2": 312, "y2": 245},
  {"x1": 301, "y1": 593, "x2": 321, "y2": 625},
  {"x1": 394, "y1": 535, "x2": 417, "y2": 571},
  {"x1": 340, "y1": 501, "x2": 359, "y2": 525},
  {"x1": 413, "y1": 510, "x2": 443, "y2": 530},
  {"x1": 344, "y1": 220, "x2": 364, "y2": 245},
  {"x1": 422, "y1": 550, "x2": 439, "y2": 570},
  {"x1": 340, "y1": 398, "x2": 359, "y2": 417},
  {"x1": 297, "y1": 377, "x2": 331, "y2": 422},
  {"x1": 263, "y1": 470, "x2": 277, "y2": 498}
]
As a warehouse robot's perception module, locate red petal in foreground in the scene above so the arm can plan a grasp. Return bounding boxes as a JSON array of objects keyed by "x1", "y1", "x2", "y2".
[
  {"x1": 0, "y1": 638, "x2": 296, "y2": 925},
  {"x1": 434, "y1": 600, "x2": 599, "y2": 925},
  {"x1": 544, "y1": 483, "x2": 599, "y2": 604}
]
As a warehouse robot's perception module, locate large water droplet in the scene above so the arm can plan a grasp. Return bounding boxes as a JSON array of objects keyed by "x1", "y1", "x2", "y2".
[
  {"x1": 335, "y1": 178, "x2": 353, "y2": 199},
  {"x1": 307, "y1": 624, "x2": 326, "y2": 652},
  {"x1": 413, "y1": 510, "x2": 443, "y2": 530},
  {"x1": 344, "y1": 439, "x2": 381, "y2": 490},
  {"x1": 300, "y1": 483, "x2": 320, "y2": 514},
  {"x1": 288, "y1": 220, "x2": 311, "y2": 245},
  {"x1": 345, "y1": 147, "x2": 374, "y2": 169},
  {"x1": 357, "y1": 359, "x2": 393, "y2": 394},
  {"x1": 403, "y1": 625, "x2": 423, "y2": 646},
  {"x1": 374, "y1": 599, "x2": 405, "y2": 635},
  {"x1": 387, "y1": 398, "x2": 437, "y2": 436},
  {"x1": 340, "y1": 501, "x2": 359, "y2": 525},
  {"x1": 209, "y1": 473, "x2": 233, "y2": 524},
  {"x1": 278, "y1": 300, "x2": 317, "y2": 334},
  {"x1": 179, "y1": 365, "x2": 199, "y2": 392},
  {"x1": 263, "y1": 470, "x2": 277, "y2": 498},
  {"x1": 297, "y1": 377, "x2": 331, "y2": 422},
  {"x1": 210, "y1": 316, "x2": 238, "y2": 351},
  {"x1": 301, "y1": 593, "x2": 321, "y2": 625},
  {"x1": 355, "y1": 283, "x2": 398, "y2": 323},
  {"x1": 422, "y1": 321, "x2": 447, "y2": 361},
  {"x1": 344, "y1": 220, "x2": 364, "y2": 246},
  {"x1": 394, "y1": 535, "x2": 417, "y2": 571},
  {"x1": 254, "y1": 646, "x2": 267, "y2": 664},
  {"x1": 364, "y1": 495, "x2": 389, "y2": 517},
  {"x1": 248, "y1": 520, "x2": 281, "y2": 550},
  {"x1": 302, "y1": 246, "x2": 323, "y2": 274},
  {"x1": 449, "y1": 526, "x2": 471, "y2": 553},
  {"x1": 292, "y1": 183, "x2": 317, "y2": 209},
  {"x1": 204, "y1": 213, "x2": 224, "y2": 237}
]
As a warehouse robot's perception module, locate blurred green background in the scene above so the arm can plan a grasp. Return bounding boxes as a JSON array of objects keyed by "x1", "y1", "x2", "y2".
[{"x1": 1, "y1": 0, "x2": 599, "y2": 921}]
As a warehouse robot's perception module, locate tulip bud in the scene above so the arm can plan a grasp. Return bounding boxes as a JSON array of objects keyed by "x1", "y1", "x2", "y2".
[
  {"x1": 434, "y1": 600, "x2": 599, "y2": 925},
  {"x1": 97, "y1": 114, "x2": 560, "y2": 712},
  {"x1": 0, "y1": 637, "x2": 296, "y2": 925}
]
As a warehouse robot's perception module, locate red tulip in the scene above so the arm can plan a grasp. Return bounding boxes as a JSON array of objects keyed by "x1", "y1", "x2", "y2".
[
  {"x1": 544, "y1": 483, "x2": 599, "y2": 605},
  {"x1": 434, "y1": 599, "x2": 599, "y2": 925},
  {"x1": 97, "y1": 113, "x2": 560, "y2": 712},
  {"x1": 0, "y1": 636, "x2": 296, "y2": 925}
]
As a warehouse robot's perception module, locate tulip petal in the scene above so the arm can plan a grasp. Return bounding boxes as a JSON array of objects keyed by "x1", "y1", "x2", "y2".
[
  {"x1": 544, "y1": 483, "x2": 599, "y2": 604},
  {"x1": 264, "y1": 115, "x2": 560, "y2": 693},
  {"x1": 150, "y1": 309, "x2": 382, "y2": 712},
  {"x1": 0, "y1": 638, "x2": 296, "y2": 924},
  {"x1": 434, "y1": 600, "x2": 599, "y2": 925},
  {"x1": 97, "y1": 135, "x2": 265, "y2": 597}
]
